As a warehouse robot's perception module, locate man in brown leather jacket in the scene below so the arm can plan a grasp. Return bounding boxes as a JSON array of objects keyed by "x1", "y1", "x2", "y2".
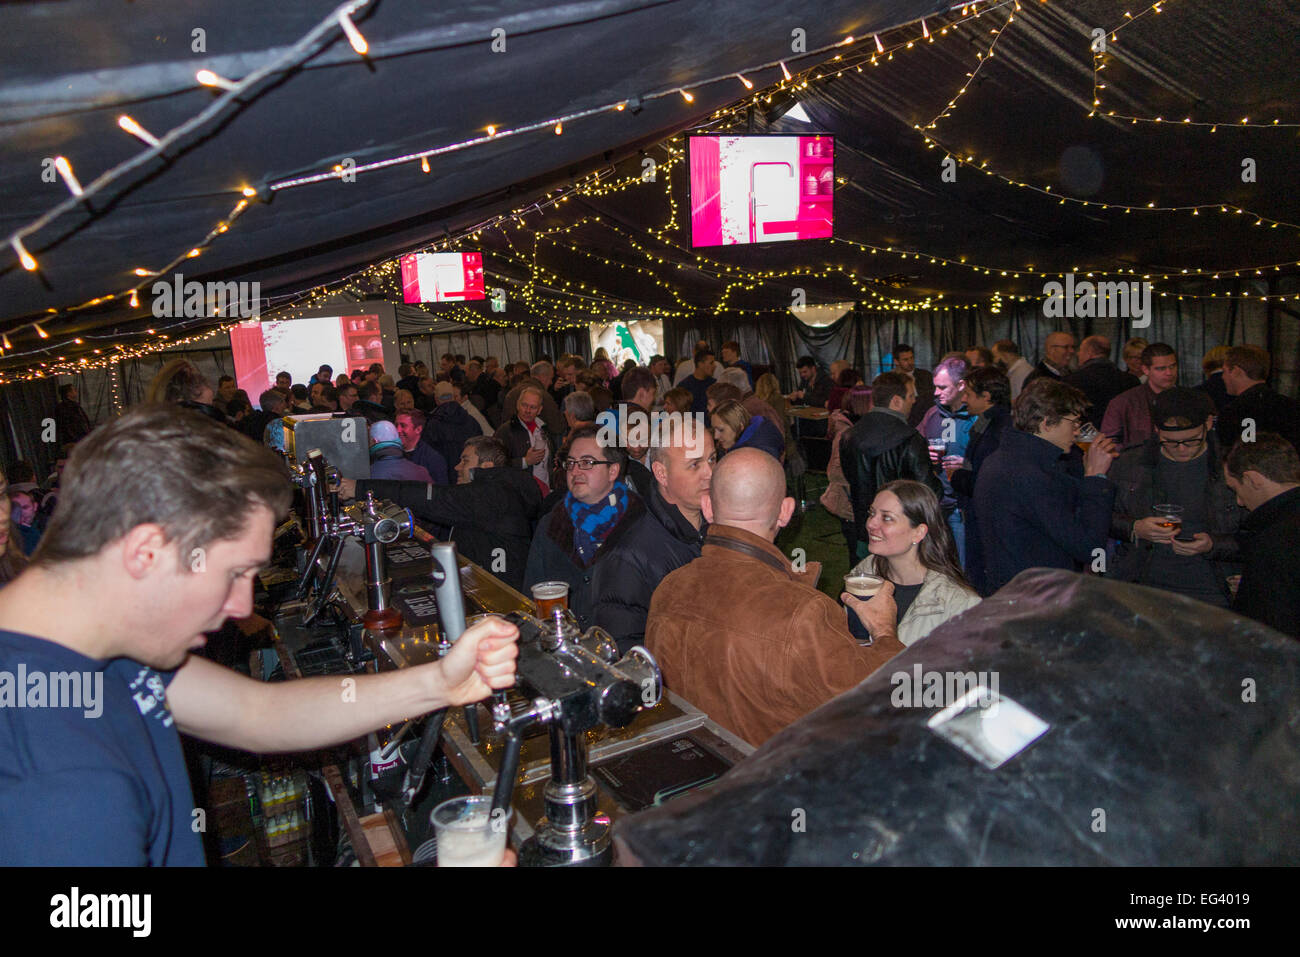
[{"x1": 645, "y1": 448, "x2": 904, "y2": 747}]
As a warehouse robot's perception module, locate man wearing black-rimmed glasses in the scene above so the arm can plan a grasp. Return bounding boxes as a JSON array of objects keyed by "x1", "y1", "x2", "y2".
[
  {"x1": 1106, "y1": 388, "x2": 1244, "y2": 606},
  {"x1": 523, "y1": 426, "x2": 644, "y2": 634}
]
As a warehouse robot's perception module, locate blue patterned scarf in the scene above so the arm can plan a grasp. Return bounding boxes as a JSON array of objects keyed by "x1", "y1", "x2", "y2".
[{"x1": 565, "y1": 479, "x2": 630, "y2": 566}]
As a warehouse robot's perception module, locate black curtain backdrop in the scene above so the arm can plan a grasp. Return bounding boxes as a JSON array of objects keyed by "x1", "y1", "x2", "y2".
[{"x1": 0, "y1": 379, "x2": 60, "y2": 482}]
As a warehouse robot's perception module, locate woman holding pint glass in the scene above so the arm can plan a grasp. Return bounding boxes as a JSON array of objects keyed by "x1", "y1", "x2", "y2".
[{"x1": 842, "y1": 480, "x2": 981, "y2": 645}]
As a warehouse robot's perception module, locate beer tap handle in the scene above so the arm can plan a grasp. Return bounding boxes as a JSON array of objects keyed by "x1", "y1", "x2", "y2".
[
  {"x1": 303, "y1": 535, "x2": 345, "y2": 626},
  {"x1": 294, "y1": 532, "x2": 329, "y2": 601},
  {"x1": 491, "y1": 729, "x2": 523, "y2": 820},
  {"x1": 401, "y1": 709, "x2": 447, "y2": 807}
]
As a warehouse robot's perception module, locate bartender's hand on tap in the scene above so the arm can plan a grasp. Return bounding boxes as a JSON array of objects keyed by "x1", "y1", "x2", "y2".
[
  {"x1": 432, "y1": 615, "x2": 519, "y2": 706},
  {"x1": 335, "y1": 477, "x2": 357, "y2": 500},
  {"x1": 842, "y1": 579, "x2": 899, "y2": 643}
]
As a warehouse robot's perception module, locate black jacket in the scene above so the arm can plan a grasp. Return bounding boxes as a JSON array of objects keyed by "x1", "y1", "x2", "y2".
[
  {"x1": 1024, "y1": 359, "x2": 1067, "y2": 387},
  {"x1": 523, "y1": 492, "x2": 647, "y2": 632},
  {"x1": 1216, "y1": 383, "x2": 1300, "y2": 450},
  {"x1": 587, "y1": 480, "x2": 707, "y2": 654},
  {"x1": 54, "y1": 400, "x2": 92, "y2": 447},
  {"x1": 907, "y1": 368, "x2": 935, "y2": 428},
  {"x1": 950, "y1": 404, "x2": 1013, "y2": 597},
  {"x1": 1233, "y1": 487, "x2": 1300, "y2": 638},
  {"x1": 421, "y1": 401, "x2": 481, "y2": 470},
  {"x1": 973, "y1": 427, "x2": 1117, "y2": 594},
  {"x1": 1196, "y1": 372, "x2": 1231, "y2": 415},
  {"x1": 1106, "y1": 435, "x2": 1244, "y2": 593},
  {"x1": 494, "y1": 416, "x2": 557, "y2": 471},
  {"x1": 351, "y1": 399, "x2": 391, "y2": 426},
  {"x1": 359, "y1": 466, "x2": 542, "y2": 591},
  {"x1": 1064, "y1": 358, "x2": 1140, "y2": 429},
  {"x1": 840, "y1": 409, "x2": 941, "y2": 536}
]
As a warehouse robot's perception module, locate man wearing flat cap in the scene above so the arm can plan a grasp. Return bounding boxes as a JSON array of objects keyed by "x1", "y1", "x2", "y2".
[{"x1": 1105, "y1": 387, "x2": 1246, "y2": 606}]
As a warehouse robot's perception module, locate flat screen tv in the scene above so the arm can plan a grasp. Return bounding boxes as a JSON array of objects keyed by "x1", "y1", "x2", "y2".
[
  {"x1": 228, "y1": 303, "x2": 400, "y2": 406},
  {"x1": 399, "y1": 251, "x2": 485, "y2": 303},
  {"x1": 688, "y1": 134, "x2": 834, "y2": 247}
]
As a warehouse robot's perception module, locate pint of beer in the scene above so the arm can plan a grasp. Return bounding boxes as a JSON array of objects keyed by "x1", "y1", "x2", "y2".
[
  {"x1": 1153, "y1": 503, "x2": 1183, "y2": 533},
  {"x1": 1075, "y1": 422, "x2": 1100, "y2": 454},
  {"x1": 531, "y1": 581, "x2": 570, "y2": 617},
  {"x1": 844, "y1": 574, "x2": 885, "y2": 598}
]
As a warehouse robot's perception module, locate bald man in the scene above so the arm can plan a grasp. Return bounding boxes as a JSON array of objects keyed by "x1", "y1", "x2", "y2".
[
  {"x1": 1064, "y1": 334, "x2": 1140, "y2": 429},
  {"x1": 1025, "y1": 331, "x2": 1077, "y2": 386},
  {"x1": 644, "y1": 448, "x2": 904, "y2": 747}
]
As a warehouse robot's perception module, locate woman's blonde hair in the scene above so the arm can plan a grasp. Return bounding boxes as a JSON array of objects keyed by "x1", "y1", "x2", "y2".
[{"x1": 710, "y1": 399, "x2": 750, "y2": 446}]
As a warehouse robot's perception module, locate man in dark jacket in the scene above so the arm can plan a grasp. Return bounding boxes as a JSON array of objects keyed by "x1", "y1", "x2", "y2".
[
  {"x1": 1024, "y1": 331, "x2": 1076, "y2": 387},
  {"x1": 974, "y1": 379, "x2": 1119, "y2": 593},
  {"x1": 1223, "y1": 433, "x2": 1300, "y2": 637},
  {"x1": 346, "y1": 436, "x2": 541, "y2": 591},
  {"x1": 523, "y1": 427, "x2": 645, "y2": 631},
  {"x1": 789, "y1": 355, "x2": 833, "y2": 411},
  {"x1": 421, "y1": 381, "x2": 481, "y2": 473},
  {"x1": 1217, "y1": 345, "x2": 1300, "y2": 450},
  {"x1": 840, "y1": 372, "x2": 941, "y2": 560},
  {"x1": 367, "y1": 421, "x2": 432, "y2": 483},
  {"x1": 54, "y1": 384, "x2": 92, "y2": 449},
  {"x1": 395, "y1": 409, "x2": 449, "y2": 486},
  {"x1": 892, "y1": 344, "x2": 934, "y2": 428},
  {"x1": 494, "y1": 386, "x2": 557, "y2": 495},
  {"x1": 949, "y1": 366, "x2": 1013, "y2": 595},
  {"x1": 351, "y1": 380, "x2": 392, "y2": 426},
  {"x1": 1063, "y1": 335, "x2": 1139, "y2": 429},
  {"x1": 585, "y1": 422, "x2": 716, "y2": 653},
  {"x1": 1106, "y1": 388, "x2": 1242, "y2": 607}
]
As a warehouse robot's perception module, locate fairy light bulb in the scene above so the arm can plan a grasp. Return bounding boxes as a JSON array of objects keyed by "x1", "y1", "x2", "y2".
[
  {"x1": 118, "y1": 114, "x2": 161, "y2": 147},
  {"x1": 736, "y1": 73, "x2": 753, "y2": 90},
  {"x1": 486, "y1": 124, "x2": 496, "y2": 136},
  {"x1": 554, "y1": 121, "x2": 563, "y2": 135},
  {"x1": 12, "y1": 237, "x2": 36, "y2": 271},
  {"x1": 874, "y1": 33, "x2": 884, "y2": 52},
  {"x1": 680, "y1": 89, "x2": 694, "y2": 103},
  {"x1": 54, "y1": 156, "x2": 83, "y2": 197},
  {"x1": 195, "y1": 69, "x2": 238, "y2": 91},
  {"x1": 34, "y1": 322, "x2": 48, "y2": 339},
  {"x1": 339, "y1": 11, "x2": 368, "y2": 54},
  {"x1": 129, "y1": 289, "x2": 140, "y2": 308}
]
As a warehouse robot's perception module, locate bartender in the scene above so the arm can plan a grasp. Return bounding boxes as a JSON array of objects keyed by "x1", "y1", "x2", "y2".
[{"x1": 0, "y1": 404, "x2": 519, "y2": 865}]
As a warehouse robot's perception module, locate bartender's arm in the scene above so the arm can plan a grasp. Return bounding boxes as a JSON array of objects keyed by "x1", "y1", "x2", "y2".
[{"x1": 167, "y1": 616, "x2": 518, "y2": 753}]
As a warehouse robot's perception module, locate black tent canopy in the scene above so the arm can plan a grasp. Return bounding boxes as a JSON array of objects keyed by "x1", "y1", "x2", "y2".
[{"x1": 1, "y1": 0, "x2": 1298, "y2": 383}]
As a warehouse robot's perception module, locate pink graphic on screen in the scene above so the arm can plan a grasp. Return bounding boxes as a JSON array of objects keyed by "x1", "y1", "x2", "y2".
[
  {"x1": 400, "y1": 252, "x2": 485, "y2": 302},
  {"x1": 230, "y1": 314, "x2": 383, "y2": 404},
  {"x1": 689, "y1": 135, "x2": 834, "y2": 247}
]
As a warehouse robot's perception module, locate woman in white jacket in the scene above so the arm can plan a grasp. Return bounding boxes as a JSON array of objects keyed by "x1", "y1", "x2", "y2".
[{"x1": 846, "y1": 479, "x2": 981, "y2": 646}]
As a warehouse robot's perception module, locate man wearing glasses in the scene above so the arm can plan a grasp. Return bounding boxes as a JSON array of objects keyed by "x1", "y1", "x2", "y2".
[
  {"x1": 1105, "y1": 388, "x2": 1243, "y2": 607},
  {"x1": 523, "y1": 426, "x2": 644, "y2": 633}
]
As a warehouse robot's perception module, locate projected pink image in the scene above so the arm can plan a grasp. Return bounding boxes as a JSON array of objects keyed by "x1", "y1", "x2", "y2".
[
  {"x1": 690, "y1": 135, "x2": 834, "y2": 247},
  {"x1": 400, "y1": 251, "x2": 485, "y2": 303}
]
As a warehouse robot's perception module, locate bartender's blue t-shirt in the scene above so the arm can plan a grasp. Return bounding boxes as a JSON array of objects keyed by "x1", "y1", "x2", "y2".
[{"x1": 0, "y1": 630, "x2": 204, "y2": 865}]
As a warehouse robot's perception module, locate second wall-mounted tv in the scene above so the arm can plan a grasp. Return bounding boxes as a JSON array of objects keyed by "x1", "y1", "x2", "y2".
[
  {"x1": 400, "y1": 251, "x2": 485, "y2": 303},
  {"x1": 688, "y1": 134, "x2": 834, "y2": 247}
]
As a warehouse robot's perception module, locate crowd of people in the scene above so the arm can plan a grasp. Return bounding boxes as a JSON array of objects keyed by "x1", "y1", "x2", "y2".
[{"x1": 4, "y1": 333, "x2": 1298, "y2": 753}]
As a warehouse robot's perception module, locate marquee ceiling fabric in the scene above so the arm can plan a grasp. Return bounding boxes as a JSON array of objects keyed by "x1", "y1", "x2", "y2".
[
  {"x1": 0, "y1": 0, "x2": 940, "y2": 373},
  {"x1": 1, "y1": 0, "x2": 1297, "y2": 377}
]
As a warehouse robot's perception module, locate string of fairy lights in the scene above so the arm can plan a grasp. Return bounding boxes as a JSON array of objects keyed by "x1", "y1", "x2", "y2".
[
  {"x1": 2, "y1": 0, "x2": 884, "y2": 371},
  {"x1": 1091, "y1": 1, "x2": 1300, "y2": 130},
  {"x1": 5, "y1": 0, "x2": 1298, "y2": 384}
]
